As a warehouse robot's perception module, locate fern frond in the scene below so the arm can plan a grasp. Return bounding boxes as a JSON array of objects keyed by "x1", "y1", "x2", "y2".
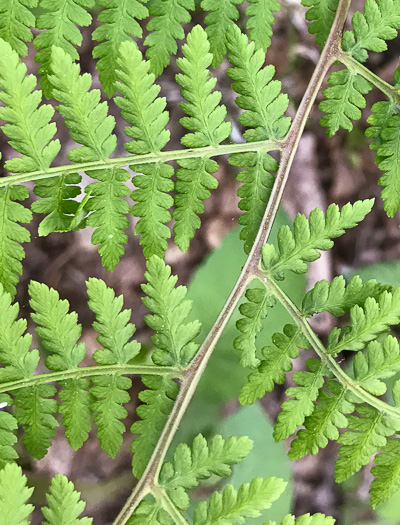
[
  {"x1": 0, "y1": 186, "x2": 32, "y2": 298},
  {"x1": 115, "y1": 40, "x2": 173, "y2": 258},
  {"x1": 29, "y1": 281, "x2": 91, "y2": 450},
  {"x1": 145, "y1": 0, "x2": 194, "y2": 76},
  {"x1": 50, "y1": 46, "x2": 129, "y2": 270},
  {"x1": 366, "y1": 100, "x2": 400, "y2": 153},
  {"x1": 0, "y1": 395, "x2": 18, "y2": 468},
  {"x1": 289, "y1": 381, "x2": 353, "y2": 460},
  {"x1": 0, "y1": 463, "x2": 33, "y2": 523},
  {"x1": 201, "y1": 0, "x2": 243, "y2": 68},
  {"x1": 160, "y1": 434, "x2": 253, "y2": 510},
  {"x1": 327, "y1": 288, "x2": 400, "y2": 355},
  {"x1": 226, "y1": 25, "x2": 290, "y2": 251},
  {"x1": 262, "y1": 200, "x2": 374, "y2": 278},
  {"x1": 87, "y1": 278, "x2": 141, "y2": 457},
  {"x1": 302, "y1": 275, "x2": 390, "y2": 317},
  {"x1": 246, "y1": 0, "x2": 280, "y2": 52},
  {"x1": 302, "y1": 0, "x2": 339, "y2": 47},
  {"x1": 370, "y1": 437, "x2": 400, "y2": 507},
  {"x1": 42, "y1": 474, "x2": 92, "y2": 524},
  {"x1": 234, "y1": 285, "x2": 276, "y2": 369},
  {"x1": 93, "y1": 0, "x2": 149, "y2": 97},
  {"x1": 240, "y1": 325, "x2": 306, "y2": 405},
  {"x1": 266, "y1": 514, "x2": 335, "y2": 525},
  {"x1": 142, "y1": 256, "x2": 201, "y2": 367},
  {"x1": 335, "y1": 404, "x2": 397, "y2": 483},
  {"x1": 0, "y1": 0, "x2": 36, "y2": 56},
  {"x1": 342, "y1": 0, "x2": 400, "y2": 63},
  {"x1": 274, "y1": 358, "x2": 325, "y2": 442},
  {"x1": 319, "y1": 69, "x2": 372, "y2": 137},
  {"x1": 131, "y1": 375, "x2": 179, "y2": 479},
  {"x1": 173, "y1": 26, "x2": 231, "y2": 250},
  {"x1": 34, "y1": 0, "x2": 94, "y2": 98},
  {"x1": 193, "y1": 477, "x2": 286, "y2": 525}
]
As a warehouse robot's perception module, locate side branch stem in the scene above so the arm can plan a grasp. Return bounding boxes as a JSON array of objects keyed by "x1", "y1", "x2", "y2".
[{"x1": 114, "y1": 0, "x2": 352, "y2": 523}]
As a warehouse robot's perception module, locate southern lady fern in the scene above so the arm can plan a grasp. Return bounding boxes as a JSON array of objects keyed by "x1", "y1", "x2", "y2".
[{"x1": 1, "y1": 0, "x2": 400, "y2": 523}]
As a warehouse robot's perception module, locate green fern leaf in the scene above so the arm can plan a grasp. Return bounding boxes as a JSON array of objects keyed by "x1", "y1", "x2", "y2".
[
  {"x1": 142, "y1": 256, "x2": 201, "y2": 367},
  {"x1": 240, "y1": 325, "x2": 306, "y2": 406},
  {"x1": 289, "y1": 380, "x2": 353, "y2": 460},
  {"x1": 327, "y1": 288, "x2": 400, "y2": 355},
  {"x1": 29, "y1": 281, "x2": 91, "y2": 450},
  {"x1": 226, "y1": 25, "x2": 290, "y2": 251},
  {"x1": 0, "y1": 395, "x2": 18, "y2": 467},
  {"x1": 145, "y1": 0, "x2": 194, "y2": 76},
  {"x1": 128, "y1": 500, "x2": 172, "y2": 525},
  {"x1": 115, "y1": 40, "x2": 173, "y2": 258},
  {"x1": 0, "y1": 186, "x2": 32, "y2": 298},
  {"x1": 302, "y1": 275, "x2": 390, "y2": 317},
  {"x1": 50, "y1": 46, "x2": 129, "y2": 270},
  {"x1": 193, "y1": 477, "x2": 286, "y2": 525},
  {"x1": 234, "y1": 285, "x2": 276, "y2": 369},
  {"x1": 160, "y1": 434, "x2": 253, "y2": 510},
  {"x1": 173, "y1": 26, "x2": 231, "y2": 250},
  {"x1": 274, "y1": 358, "x2": 325, "y2": 442},
  {"x1": 246, "y1": 0, "x2": 280, "y2": 52},
  {"x1": 301, "y1": 0, "x2": 339, "y2": 46},
  {"x1": 335, "y1": 404, "x2": 397, "y2": 483},
  {"x1": 0, "y1": 0, "x2": 36, "y2": 56},
  {"x1": 0, "y1": 463, "x2": 34, "y2": 523},
  {"x1": 131, "y1": 375, "x2": 179, "y2": 478},
  {"x1": 366, "y1": 101, "x2": 400, "y2": 153},
  {"x1": 266, "y1": 513, "x2": 335, "y2": 525},
  {"x1": 370, "y1": 438, "x2": 400, "y2": 507},
  {"x1": 93, "y1": 0, "x2": 149, "y2": 97},
  {"x1": 342, "y1": 0, "x2": 400, "y2": 63},
  {"x1": 34, "y1": 0, "x2": 94, "y2": 98},
  {"x1": 201, "y1": 0, "x2": 243, "y2": 68},
  {"x1": 319, "y1": 69, "x2": 372, "y2": 136},
  {"x1": 42, "y1": 474, "x2": 92, "y2": 524},
  {"x1": 262, "y1": 200, "x2": 374, "y2": 278}
]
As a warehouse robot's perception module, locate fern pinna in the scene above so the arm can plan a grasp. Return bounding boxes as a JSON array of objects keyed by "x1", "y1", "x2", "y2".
[{"x1": 0, "y1": 0, "x2": 400, "y2": 523}]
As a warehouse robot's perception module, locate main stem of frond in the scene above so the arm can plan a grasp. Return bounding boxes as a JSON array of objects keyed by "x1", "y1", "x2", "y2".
[{"x1": 114, "y1": 1, "x2": 352, "y2": 523}]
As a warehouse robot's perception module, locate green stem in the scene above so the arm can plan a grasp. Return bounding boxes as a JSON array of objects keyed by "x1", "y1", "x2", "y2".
[
  {"x1": 337, "y1": 51, "x2": 400, "y2": 105},
  {"x1": 0, "y1": 364, "x2": 182, "y2": 394},
  {"x1": 263, "y1": 273, "x2": 400, "y2": 419},
  {"x1": 0, "y1": 140, "x2": 281, "y2": 188},
  {"x1": 153, "y1": 487, "x2": 190, "y2": 525}
]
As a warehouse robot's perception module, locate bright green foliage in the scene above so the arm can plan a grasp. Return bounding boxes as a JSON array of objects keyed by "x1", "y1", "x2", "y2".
[
  {"x1": 145, "y1": 0, "x2": 194, "y2": 76},
  {"x1": 174, "y1": 26, "x2": 231, "y2": 250},
  {"x1": 240, "y1": 325, "x2": 306, "y2": 405},
  {"x1": 128, "y1": 500, "x2": 172, "y2": 525},
  {"x1": 42, "y1": 474, "x2": 92, "y2": 524},
  {"x1": 234, "y1": 285, "x2": 276, "y2": 368},
  {"x1": 142, "y1": 256, "x2": 201, "y2": 367},
  {"x1": 370, "y1": 438, "x2": 400, "y2": 507},
  {"x1": 262, "y1": 200, "x2": 374, "y2": 278},
  {"x1": 366, "y1": 100, "x2": 400, "y2": 153},
  {"x1": 319, "y1": 69, "x2": 372, "y2": 136},
  {"x1": 93, "y1": 0, "x2": 149, "y2": 97},
  {"x1": 289, "y1": 381, "x2": 353, "y2": 460},
  {"x1": 201, "y1": 0, "x2": 243, "y2": 68},
  {"x1": 0, "y1": 463, "x2": 34, "y2": 524},
  {"x1": 301, "y1": 0, "x2": 339, "y2": 46},
  {"x1": 193, "y1": 477, "x2": 286, "y2": 524},
  {"x1": 335, "y1": 404, "x2": 397, "y2": 483},
  {"x1": 160, "y1": 434, "x2": 253, "y2": 510},
  {"x1": 34, "y1": 0, "x2": 94, "y2": 97},
  {"x1": 274, "y1": 359, "x2": 325, "y2": 442},
  {"x1": 29, "y1": 281, "x2": 91, "y2": 450},
  {"x1": 131, "y1": 375, "x2": 179, "y2": 478},
  {"x1": 246, "y1": 0, "x2": 280, "y2": 52},
  {"x1": 0, "y1": 186, "x2": 32, "y2": 298},
  {"x1": 266, "y1": 514, "x2": 335, "y2": 525},
  {"x1": 342, "y1": 0, "x2": 400, "y2": 63},
  {"x1": 115, "y1": 41, "x2": 173, "y2": 258},
  {"x1": 327, "y1": 288, "x2": 400, "y2": 355},
  {"x1": 0, "y1": 394, "x2": 18, "y2": 468},
  {"x1": 50, "y1": 46, "x2": 129, "y2": 270},
  {"x1": 0, "y1": 0, "x2": 36, "y2": 56},
  {"x1": 302, "y1": 275, "x2": 390, "y2": 317},
  {"x1": 226, "y1": 25, "x2": 289, "y2": 251}
]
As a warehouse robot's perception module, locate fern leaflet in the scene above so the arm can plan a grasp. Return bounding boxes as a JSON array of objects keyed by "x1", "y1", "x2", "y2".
[
  {"x1": 246, "y1": 0, "x2": 280, "y2": 52},
  {"x1": 370, "y1": 438, "x2": 400, "y2": 507},
  {"x1": 0, "y1": 464, "x2": 33, "y2": 523},
  {"x1": 42, "y1": 474, "x2": 92, "y2": 524},
  {"x1": 0, "y1": 0, "x2": 36, "y2": 56},
  {"x1": 301, "y1": 0, "x2": 339, "y2": 46},
  {"x1": 0, "y1": 394, "x2": 18, "y2": 468},
  {"x1": 266, "y1": 514, "x2": 335, "y2": 525}
]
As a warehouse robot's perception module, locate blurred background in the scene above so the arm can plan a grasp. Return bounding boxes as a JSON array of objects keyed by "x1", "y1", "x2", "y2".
[{"x1": 1, "y1": 0, "x2": 400, "y2": 523}]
